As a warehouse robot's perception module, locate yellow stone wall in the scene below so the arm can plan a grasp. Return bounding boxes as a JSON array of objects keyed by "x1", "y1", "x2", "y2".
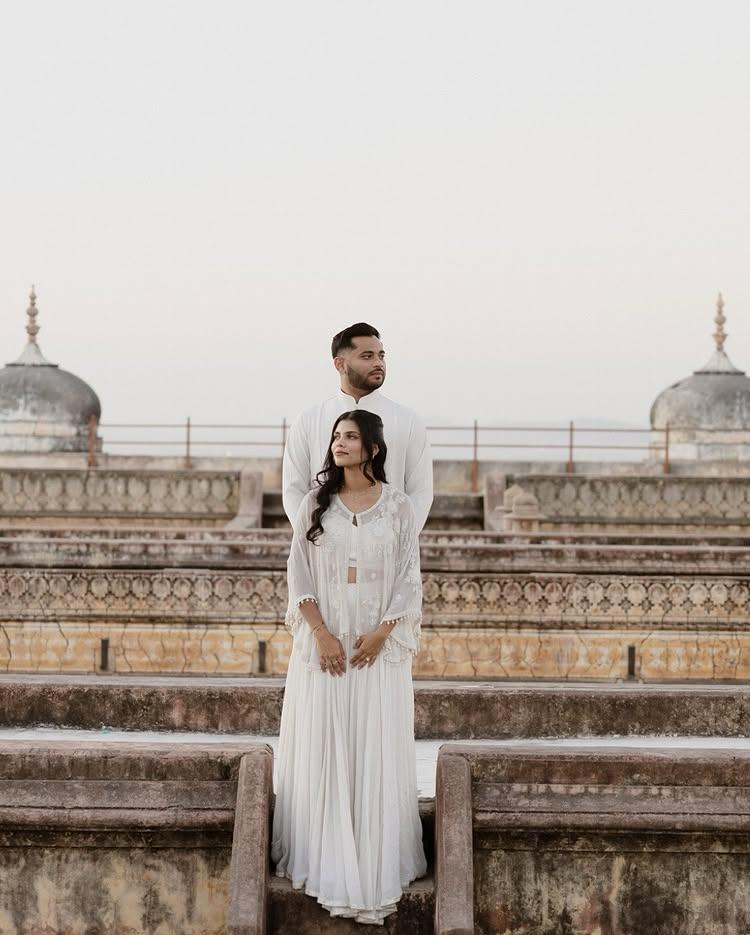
[{"x1": 1, "y1": 619, "x2": 748, "y2": 681}]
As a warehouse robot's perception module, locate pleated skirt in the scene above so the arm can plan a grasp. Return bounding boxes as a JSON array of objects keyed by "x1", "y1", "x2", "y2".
[{"x1": 271, "y1": 584, "x2": 427, "y2": 925}]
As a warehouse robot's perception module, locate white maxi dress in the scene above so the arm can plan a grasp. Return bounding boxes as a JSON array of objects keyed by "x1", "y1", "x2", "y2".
[{"x1": 271, "y1": 483, "x2": 427, "y2": 925}]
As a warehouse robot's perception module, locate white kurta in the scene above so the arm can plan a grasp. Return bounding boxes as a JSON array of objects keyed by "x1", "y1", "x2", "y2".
[
  {"x1": 282, "y1": 388, "x2": 433, "y2": 531},
  {"x1": 271, "y1": 483, "x2": 427, "y2": 925}
]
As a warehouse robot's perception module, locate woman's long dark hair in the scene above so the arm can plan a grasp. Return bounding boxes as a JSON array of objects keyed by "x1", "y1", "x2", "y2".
[{"x1": 306, "y1": 410, "x2": 387, "y2": 543}]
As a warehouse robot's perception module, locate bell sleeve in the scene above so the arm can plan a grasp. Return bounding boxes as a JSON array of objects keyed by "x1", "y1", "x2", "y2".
[
  {"x1": 284, "y1": 493, "x2": 319, "y2": 635},
  {"x1": 380, "y1": 492, "x2": 423, "y2": 662}
]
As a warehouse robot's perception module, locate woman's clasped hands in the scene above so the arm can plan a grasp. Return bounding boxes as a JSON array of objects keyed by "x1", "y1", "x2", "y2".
[
  {"x1": 351, "y1": 625, "x2": 392, "y2": 669},
  {"x1": 314, "y1": 626, "x2": 346, "y2": 675},
  {"x1": 314, "y1": 623, "x2": 394, "y2": 674}
]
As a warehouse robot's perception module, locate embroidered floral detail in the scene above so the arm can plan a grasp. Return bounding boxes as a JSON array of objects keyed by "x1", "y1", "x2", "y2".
[{"x1": 286, "y1": 485, "x2": 422, "y2": 653}]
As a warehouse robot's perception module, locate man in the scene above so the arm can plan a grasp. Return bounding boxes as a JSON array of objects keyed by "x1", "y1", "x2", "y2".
[{"x1": 282, "y1": 322, "x2": 433, "y2": 530}]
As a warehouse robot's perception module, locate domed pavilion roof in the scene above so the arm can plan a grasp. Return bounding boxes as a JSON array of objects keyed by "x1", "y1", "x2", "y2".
[
  {"x1": 650, "y1": 294, "x2": 750, "y2": 431},
  {"x1": 0, "y1": 288, "x2": 101, "y2": 452}
]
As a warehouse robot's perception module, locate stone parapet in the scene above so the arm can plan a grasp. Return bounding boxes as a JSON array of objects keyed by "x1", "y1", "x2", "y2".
[
  {"x1": 0, "y1": 741, "x2": 272, "y2": 934},
  {"x1": 435, "y1": 744, "x2": 750, "y2": 935},
  {"x1": 0, "y1": 467, "x2": 240, "y2": 522},
  {"x1": 8, "y1": 465, "x2": 750, "y2": 533},
  {"x1": 0, "y1": 466, "x2": 484, "y2": 529},
  {"x1": 498, "y1": 472, "x2": 750, "y2": 532}
]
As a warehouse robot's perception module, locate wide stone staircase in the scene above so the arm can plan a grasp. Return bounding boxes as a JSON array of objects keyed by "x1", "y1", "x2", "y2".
[{"x1": 0, "y1": 676, "x2": 747, "y2": 933}]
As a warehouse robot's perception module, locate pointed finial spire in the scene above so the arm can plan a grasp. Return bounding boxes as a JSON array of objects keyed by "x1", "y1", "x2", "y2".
[
  {"x1": 713, "y1": 292, "x2": 727, "y2": 352},
  {"x1": 694, "y1": 292, "x2": 744, "y2": 375},
  {"x1": 7, "y1": 285, "x2": 55, "y2": 367},
  {"x1": 25, "y1": 285, "x2": 40, "y2": 345}
]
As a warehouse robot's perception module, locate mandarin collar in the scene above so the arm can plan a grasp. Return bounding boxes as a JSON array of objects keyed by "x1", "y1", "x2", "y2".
[{"x1": 336, "y1": 387, "x2": 381, "y2": 406}]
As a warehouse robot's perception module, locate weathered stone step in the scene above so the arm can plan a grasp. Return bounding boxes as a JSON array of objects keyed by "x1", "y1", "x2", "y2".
[
  {"x1": 267, "y1": 874, "x2": 435, "y2": 934},
  {"x1": 262, "y1": 490, "x2": 483, "y2": 530},
  {"x1": 1, "y1": 675, "x2": 750, "y2": 740}
]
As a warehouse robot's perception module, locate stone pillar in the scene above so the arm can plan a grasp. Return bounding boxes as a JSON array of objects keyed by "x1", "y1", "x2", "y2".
[
  {"x1": 483, "y1": 472, "x2": 506, "y2": 531},
  {"x1": 227, "y1": 747, "x2": 274, "y2": 935},
  {"x1": 226, "y1": 470, "x2": 263, "y2": 529},
  {"x1": 435, "y1": 752, "x2": 474, "y2": 934}
]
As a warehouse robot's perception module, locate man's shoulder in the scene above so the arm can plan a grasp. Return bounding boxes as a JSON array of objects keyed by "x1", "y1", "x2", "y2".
[
  {"x1": 292, "y1": 394, "x2": 341, "y2": 425},
  {"x1": 376, "y1": 393, "x2": 422, "y2": 423},
  {"x1": 292, "y1": 390, "x2": 424, "y2": 426}
]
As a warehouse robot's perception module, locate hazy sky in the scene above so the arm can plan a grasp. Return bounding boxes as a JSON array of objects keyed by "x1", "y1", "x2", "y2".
[{"x1": 1, "y1": 1, "x2": 749, "y2": 437}]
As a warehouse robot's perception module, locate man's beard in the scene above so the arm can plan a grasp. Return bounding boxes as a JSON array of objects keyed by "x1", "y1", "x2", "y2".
[{"x1": 346, "y1": 364, "x2": 385, "y2": 392}]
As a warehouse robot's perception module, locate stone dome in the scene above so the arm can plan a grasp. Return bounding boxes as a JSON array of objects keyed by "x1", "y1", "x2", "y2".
[
  {"x1": 649, "y1": 295, "x2": 750, "y2": 463},
  {"x1": 650, "y1": 295, "x2": 750, "y2": 431},
  {"x1": 0, "y1": 363, "x2": 101, "y2": 424},
  {"x1": 0, "y1": 289, "x2": 101, "y2": 453},
  {"x1": 650, "y1": 357, "x2": 750, "y2": 431}
]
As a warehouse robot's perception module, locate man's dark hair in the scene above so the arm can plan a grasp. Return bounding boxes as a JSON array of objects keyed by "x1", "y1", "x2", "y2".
[{"x1": 331, "y1": 323, "x2": 380, "y2": 358}]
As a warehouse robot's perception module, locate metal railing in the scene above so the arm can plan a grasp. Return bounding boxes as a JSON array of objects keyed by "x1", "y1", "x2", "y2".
[
  {"x1": 91, "y1": 419, "x2": 290, "y2": 471},
  {"x1": 427, "y1": 421, "x2": 670, "y2": 491},
  {"x1": 87, "y1": 416, "x2": 670, "y2": 490}
]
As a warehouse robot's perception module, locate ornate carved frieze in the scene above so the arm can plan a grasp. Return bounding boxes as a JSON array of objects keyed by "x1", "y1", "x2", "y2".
[
  {"x1": 2, "y1": 567, "x2": 750, "y2": 629},
  {"x1": 0, "y1": 470, "x2": 239, "y2": 518},
  {"x1": 510, "y1": 474, "x2": 750, "y2": 525}
]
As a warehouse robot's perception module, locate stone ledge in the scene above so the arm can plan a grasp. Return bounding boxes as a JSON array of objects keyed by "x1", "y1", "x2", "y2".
[
  {"x1": 0, "y1": 741, "x2": 272, "y2": 935},
  {"x1": 435, "y1": 743, "x2": 750, "y2": 934},
  {"x1": 0, "y1": 677, "x2": 748, "y2": 739},
  {"x1": 9, "y1": 525, "x2": 750, "y2": 574}
]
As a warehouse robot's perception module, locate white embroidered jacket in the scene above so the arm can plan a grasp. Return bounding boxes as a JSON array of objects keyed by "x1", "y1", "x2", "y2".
[{"x1": 285, "y1": 483, "x2": 422, "y2": 670}]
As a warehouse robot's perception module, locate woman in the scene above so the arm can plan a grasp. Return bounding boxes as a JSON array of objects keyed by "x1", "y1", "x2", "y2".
[{"x1": 271, "y1": 409, "x2": 427, "y2": 925}]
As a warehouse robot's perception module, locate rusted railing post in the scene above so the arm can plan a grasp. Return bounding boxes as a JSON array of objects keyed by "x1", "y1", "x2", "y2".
[
  {"x1": 663, "y1": 423, "x2": 670, "y2": 475},
  {"x1": 471, "y1": 419, "x2": 479, "y2": 493},
  {"x1": 185, "y1": 416, "x2": 192, "y2": 470},
  {"x1": 566, "y1": 421, "x2": 574, "y2": 474},
  {"x1": 87, "y1": 415, "x2": 98, "y2": 468}
]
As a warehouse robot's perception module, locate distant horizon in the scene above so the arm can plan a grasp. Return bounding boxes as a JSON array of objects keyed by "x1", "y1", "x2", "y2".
[
  {"x1": 4, "y1": 286, "x2": 725, "y2": 433},
  {"x1": 3, "y1": 281, "x2": 735, "y2": 436}
]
